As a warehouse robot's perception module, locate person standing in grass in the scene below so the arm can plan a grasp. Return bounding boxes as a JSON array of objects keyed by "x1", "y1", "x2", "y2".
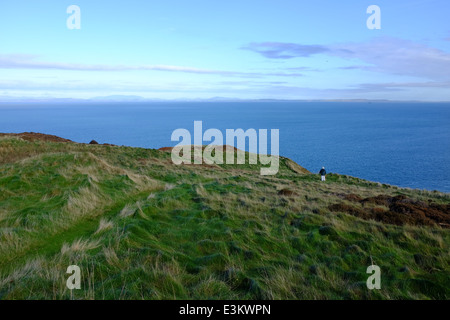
[{"x1": 319, "y1": 167, "x2": 326, "y2": 181}]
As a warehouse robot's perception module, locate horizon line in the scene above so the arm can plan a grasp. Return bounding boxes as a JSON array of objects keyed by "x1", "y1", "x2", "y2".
[{"x1": 1, "y1": 96, "x2": 450, "y2": 104}]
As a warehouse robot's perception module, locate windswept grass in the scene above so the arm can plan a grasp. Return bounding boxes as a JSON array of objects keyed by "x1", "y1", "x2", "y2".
[{"x1": 0, "y1": 135, "x2": 448, "y2": 300}]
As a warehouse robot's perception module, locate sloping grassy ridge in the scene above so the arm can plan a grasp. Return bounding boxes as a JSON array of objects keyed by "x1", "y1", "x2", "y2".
[{"x1": 0, "y1": 134, "x2": 448, "y2": 299}]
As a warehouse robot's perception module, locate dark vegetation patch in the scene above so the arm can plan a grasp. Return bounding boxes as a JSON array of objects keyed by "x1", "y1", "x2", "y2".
[{"x1": 330, "y1": 194, "x2": 450, "y2": 228}]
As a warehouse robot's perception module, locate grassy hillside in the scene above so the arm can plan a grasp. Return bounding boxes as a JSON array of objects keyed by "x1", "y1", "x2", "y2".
[{"x1": 0, "y1": 133, "x2": 449, "y2": 300}]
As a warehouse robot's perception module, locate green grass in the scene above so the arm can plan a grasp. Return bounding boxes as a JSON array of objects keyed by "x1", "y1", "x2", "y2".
[{"x1": 0, "y1": 136, "x2": 449, "y2": 300}]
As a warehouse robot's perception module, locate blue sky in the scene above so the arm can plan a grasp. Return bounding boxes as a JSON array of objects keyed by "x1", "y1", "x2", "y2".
[{"x1": 1, "y1": 0, "x2": 450, "y2": 100}]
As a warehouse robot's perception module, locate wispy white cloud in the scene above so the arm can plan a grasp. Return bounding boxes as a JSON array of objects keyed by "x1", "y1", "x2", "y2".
[
  {"x1": 0, "y1": 54, "x2": 303, "y2": 78},
  {"x1": 357, "y1": 81, "x2": 450, "y2": 90},
  {"x1": 243, "y1": 37, "x2": 450, "y2": 81},
  {"x1": 0, "y1": 54, "x2": 231, "y2": 73},
  {"x1": 331, "y1": 38, "x2": 450, "y2": 81}
]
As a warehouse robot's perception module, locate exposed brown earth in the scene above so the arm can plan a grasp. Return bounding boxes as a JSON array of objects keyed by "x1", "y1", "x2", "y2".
[
  {"x1": 158, "y1": 146, "x2": 173, "y2": 152},
  {"x1": 0, "y1": 132, "x2": 116, "y2": 146},
  {"x1": 0, "y1": 132, "x2": 74, "y2": 143},
  {"x1": 278, "y1": 188, "x2": 298, "y2": 197}
]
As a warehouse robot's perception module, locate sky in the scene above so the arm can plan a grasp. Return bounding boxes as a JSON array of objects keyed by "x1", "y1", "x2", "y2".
[{"x1": 1, "y1": 0, "x2": 450, "y2": 101}]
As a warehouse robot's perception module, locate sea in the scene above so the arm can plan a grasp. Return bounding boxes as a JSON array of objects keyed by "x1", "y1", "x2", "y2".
[{"x1": 0, "y1": 101, "x2": 449, "y2": 193}]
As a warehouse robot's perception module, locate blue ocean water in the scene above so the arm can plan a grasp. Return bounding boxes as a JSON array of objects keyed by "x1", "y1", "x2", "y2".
[{"x1": 1, "y1": 101, "x2": 449, "y2": 192}]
